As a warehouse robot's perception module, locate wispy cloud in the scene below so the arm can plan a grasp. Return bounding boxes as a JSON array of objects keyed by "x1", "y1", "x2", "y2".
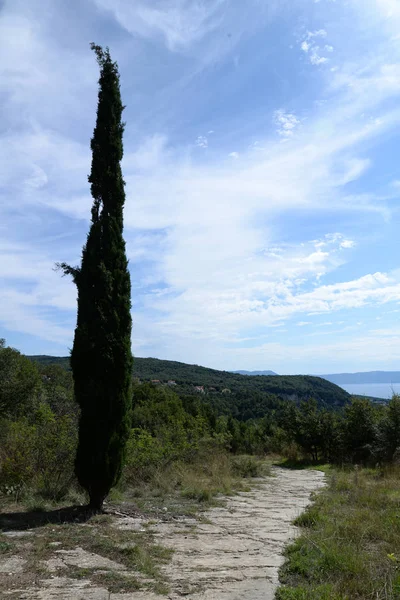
[
  {"x1": 92, "y1": 0, "x2": 224, "y2": 51},
  {"x1": 300, "y1": 28, "x2": 332, "y2": 66}
]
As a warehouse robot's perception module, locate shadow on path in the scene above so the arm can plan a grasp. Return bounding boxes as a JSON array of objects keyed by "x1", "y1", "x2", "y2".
[{"x1": 0, "y1": 505, "x2": 95, "y2": 531}]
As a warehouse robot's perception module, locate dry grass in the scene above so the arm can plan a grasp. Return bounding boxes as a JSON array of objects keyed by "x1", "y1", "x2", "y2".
[
  {"x1": 125, "y1": 453, "x2": 269, "y2": 515},
  {"x1": 277, "y1": 465, "x2": 400, "y2": 600}
]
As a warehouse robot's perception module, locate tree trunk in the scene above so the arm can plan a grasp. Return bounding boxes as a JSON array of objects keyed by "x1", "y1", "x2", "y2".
[{"x1": 88, "y1": 492, "x2": 105, "y2": 512}]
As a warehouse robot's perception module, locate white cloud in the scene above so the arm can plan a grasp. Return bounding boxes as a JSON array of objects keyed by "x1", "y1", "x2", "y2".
[
  {"x1": 229, "y1": 151, "x2": 239, "y2": 159},
  {"x1": 300, "y1": 29, "x2": 331, "y2": 66},
  {"x1": 273, "y1": 109, "x2": 300, "y2": 138},
  {"x1": 307, "y1": 29, "x2": 327, "y2": 39},
  {"x1": 340, "y1": 239, "x2": 355, "y2": 249},
  {"x1": 195, "y1": 135, "x2": 208, "y2": 148},
  {"x1": 310, "y1": 48, "x2": 328, "y2": 65}
]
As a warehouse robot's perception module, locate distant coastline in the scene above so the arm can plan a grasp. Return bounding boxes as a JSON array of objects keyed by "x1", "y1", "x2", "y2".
[
  {"x1": 320, "y1": 371, "x2": 400, "y2": 385},
  {"x1": 233, "y1": 370, "x2": 400, "y2": 385},
  {"x1": 338, "y1": 383, "x2": 400, "y2": 400}
]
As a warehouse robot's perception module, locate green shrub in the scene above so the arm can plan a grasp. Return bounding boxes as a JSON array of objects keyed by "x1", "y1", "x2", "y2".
[
  {"x1": 0, "y1": 418, "x2": 37, "y2": 495},
  {"x1": 230, "y1": 455, "x2": 268, "y2": 478},
  {"x1": 124, "y1": 429, "x2": 166, "y2": 482},
  {"x1": 0, "y1": 403, "x2": 77, "y2": 501}
]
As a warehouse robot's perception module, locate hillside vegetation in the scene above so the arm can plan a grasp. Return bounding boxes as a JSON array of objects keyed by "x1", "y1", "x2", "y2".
[{"x1": 28, "y1": 355, "x2": 350, "y2": 409}]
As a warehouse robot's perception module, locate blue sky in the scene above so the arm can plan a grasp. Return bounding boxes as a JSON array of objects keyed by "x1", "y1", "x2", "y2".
[{"x1": 2, "y1": 0, "x2": 400, "y2": 374}]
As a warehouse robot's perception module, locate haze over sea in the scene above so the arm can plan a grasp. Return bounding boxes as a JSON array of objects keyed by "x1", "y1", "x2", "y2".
[{"x1": 339, "y1": 383, "x2": 400, "y2": 400}]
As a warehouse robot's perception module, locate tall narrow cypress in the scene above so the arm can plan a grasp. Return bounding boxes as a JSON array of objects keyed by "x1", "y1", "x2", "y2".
[{"x1": 58, "y1": 44, "x2": 133, "y2": 510}]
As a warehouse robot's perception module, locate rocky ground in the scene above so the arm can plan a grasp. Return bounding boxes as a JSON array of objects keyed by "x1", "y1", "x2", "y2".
[{"x1": 0, "y1": 467, "x2": 325, "y2": 600}]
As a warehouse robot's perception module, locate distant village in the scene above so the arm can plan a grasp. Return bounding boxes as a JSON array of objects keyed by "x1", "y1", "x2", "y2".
[{"x1": 144, "y1": 379, "x2": 232, "y2": 395}]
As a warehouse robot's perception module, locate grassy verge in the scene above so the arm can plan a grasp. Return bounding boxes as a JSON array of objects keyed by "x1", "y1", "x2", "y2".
[{"x1": 277, "y1": 465, "x2": 400, "y2": 600}]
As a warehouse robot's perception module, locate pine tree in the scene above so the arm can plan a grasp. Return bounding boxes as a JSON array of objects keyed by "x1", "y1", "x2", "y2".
[{"x1": 58, "y1": 44, "x2": 133, "y2": 510}]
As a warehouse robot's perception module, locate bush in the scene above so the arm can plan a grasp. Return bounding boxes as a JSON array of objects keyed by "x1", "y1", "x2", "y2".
[
  {"x1": 230, "y1": 455, "x2": 268, "y2": 478},
  {"x1": 124, "y1": 428, "x2": 166, "y2": 483},
  {"x1": 0, "y1": 341, "x2": 41, "y2": 419},
  {"x1": 0, "y1": 403, "x2": 77, "y2": 501}
]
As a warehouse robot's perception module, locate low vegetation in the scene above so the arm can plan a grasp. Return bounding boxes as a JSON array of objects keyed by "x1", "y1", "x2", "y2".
[{"x1": 277, "y1": 465, "x2": 400, "y2": 599}]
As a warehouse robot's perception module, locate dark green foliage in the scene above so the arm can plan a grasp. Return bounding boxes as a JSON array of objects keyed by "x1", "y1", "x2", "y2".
[
  {"x1": 278, "y1": 399, "x2": 343, "y2": 463},
  {"x1": 29, "y1": 355, "x2": 71, "y2": 370},
  {"x1": 58, "y1": 45, "x2": 133, "y2": 509},
  {"x1": 376, "y1": 394, "x2": 400, "y2": 461},
  {"x1": 0, "y1": 343, "x2": 78, "y2": 501},
  {"x1": 0, "y1": 339, "x2": 41, "y2": 419},
  {"x1": 130, "y1": 360, "x2": 350, "y2": 409},
  {"x1": 343, "y1": 398, "x2": 378, "y2": 463},
  {"x1": 280, "y1": 399, "x2": 324, "y2": 461},
  {"x1": 278, "y1": 396, "x2": 389, "y2": 465}
]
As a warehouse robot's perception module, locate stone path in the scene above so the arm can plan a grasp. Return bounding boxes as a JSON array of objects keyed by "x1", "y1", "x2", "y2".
[
  {"x1": 152, "y1": 467, "x2": 325, "y2": 600},
  {"x1": 1, "y1": 467, "x2": 325, "y2": 599}
]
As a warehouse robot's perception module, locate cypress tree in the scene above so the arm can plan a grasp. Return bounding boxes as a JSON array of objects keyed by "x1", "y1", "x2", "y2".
[{"x1": 58, "y1": 44, "x2": 133, "y2": 510}]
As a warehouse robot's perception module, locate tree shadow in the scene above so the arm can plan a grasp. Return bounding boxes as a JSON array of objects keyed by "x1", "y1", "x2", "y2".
[{"x1": 0, "y1": 505, "x2": 97, "y2": 532}]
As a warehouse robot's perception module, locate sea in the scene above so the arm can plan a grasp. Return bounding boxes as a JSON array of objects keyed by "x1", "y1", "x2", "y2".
[{"x1": 339, "y1": 383, "x2": 400, "y2": 399}]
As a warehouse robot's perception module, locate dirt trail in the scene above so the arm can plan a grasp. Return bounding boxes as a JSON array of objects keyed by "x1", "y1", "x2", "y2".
[{"x1": 1, "y1": 467, "x2": 324, "y2": 599}]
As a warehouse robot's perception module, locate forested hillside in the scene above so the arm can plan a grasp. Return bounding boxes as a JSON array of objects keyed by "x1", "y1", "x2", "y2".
[{"x1": 29, "y1": 355, "x2": 350, "y2": 409}]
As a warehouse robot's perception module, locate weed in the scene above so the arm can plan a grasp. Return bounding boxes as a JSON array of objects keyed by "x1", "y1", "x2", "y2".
[
  {"x1": 0, "y1": 539, "x2": 13, "y2": 553},
  {"x1": 93, "y1": 571, "x2": 142, "y2": 593}
]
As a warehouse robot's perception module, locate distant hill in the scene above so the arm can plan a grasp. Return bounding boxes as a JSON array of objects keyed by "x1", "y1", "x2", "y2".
[
  {"x1": 321, "y1": 371, "x2": 400, "y2": 385},
  {"x1": 28, "y1": 355, "x2": 350, "y2": 409},
  {"x1": 233, "y1": 370, "x2": 278, "y2": 376}
]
